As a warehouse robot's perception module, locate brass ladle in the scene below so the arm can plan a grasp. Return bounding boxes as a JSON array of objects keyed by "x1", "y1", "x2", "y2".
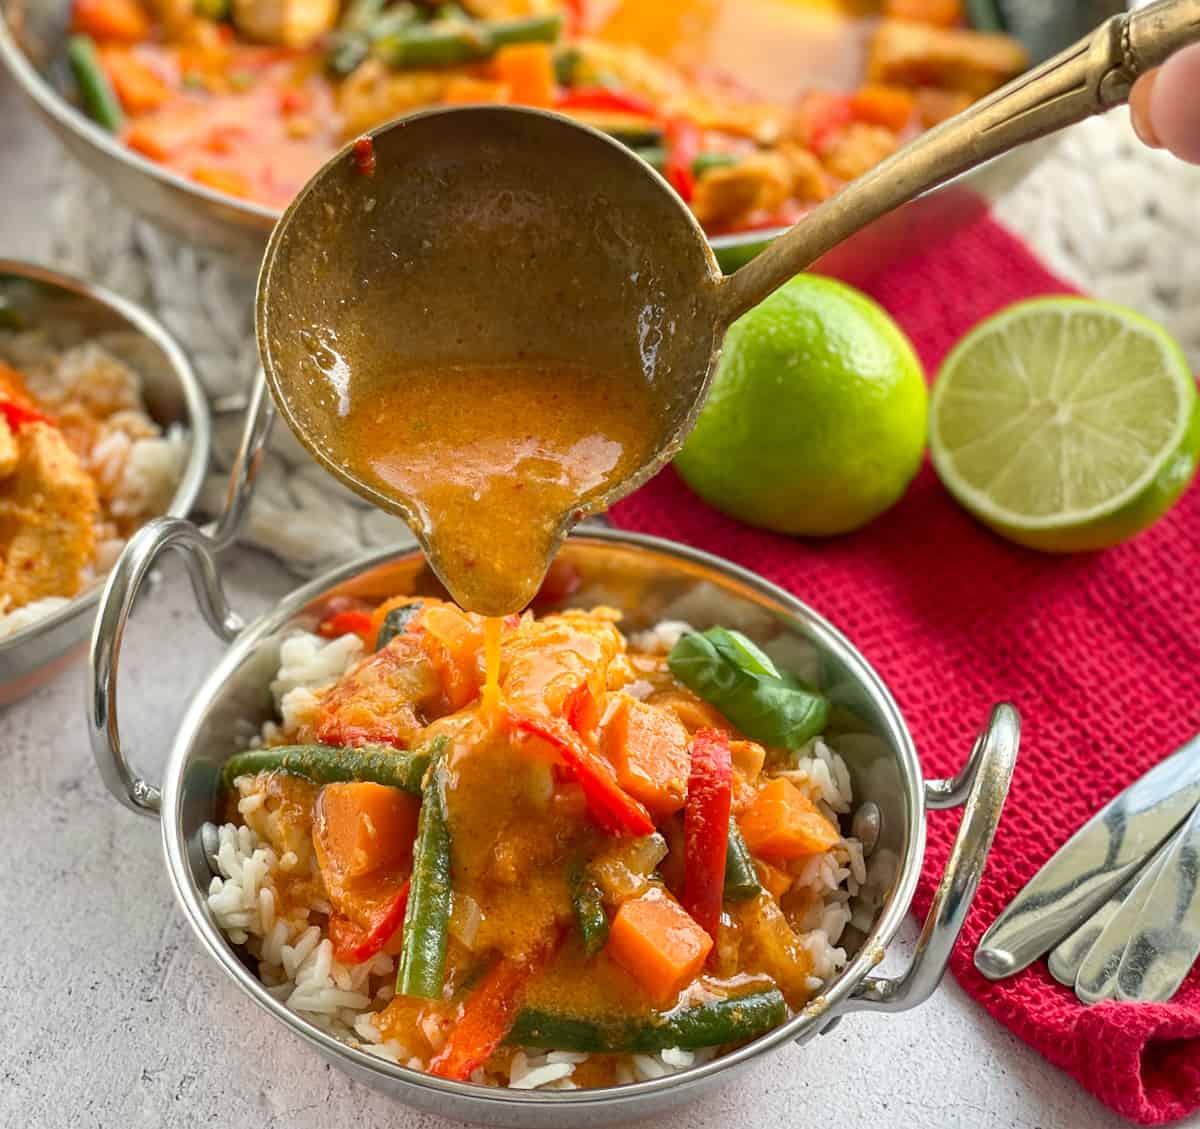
[{"x1": 257, "y1": 0, "x2": 1200, "y2": 610}]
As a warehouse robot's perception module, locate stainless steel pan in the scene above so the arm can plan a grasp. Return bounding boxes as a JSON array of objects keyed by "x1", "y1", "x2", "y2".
[
  {"x1": 0, "y1": 259, "x2": 209, "y2": 702},
  {"x1": 87, "y1": 380, "x2": 1020, "y2": 1124},
  {"x1": 0, "y1": 0, "x2": 1110, "y2": 272}
]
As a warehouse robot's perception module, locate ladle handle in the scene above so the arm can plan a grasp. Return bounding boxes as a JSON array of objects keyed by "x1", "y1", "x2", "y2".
[{"x1": 719, "y1": 0, "x2": 1200, "y2": 325}]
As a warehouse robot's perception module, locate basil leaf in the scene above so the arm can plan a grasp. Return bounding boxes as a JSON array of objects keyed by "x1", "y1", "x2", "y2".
[
  {"x1": 705, "y1": 626, "x2": 779, "y2": 679},
  {"x1": 667, "y1": 627, "x2": 829, "y2": 751}
]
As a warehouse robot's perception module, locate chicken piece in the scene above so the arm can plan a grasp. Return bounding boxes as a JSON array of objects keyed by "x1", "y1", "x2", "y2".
[
  {"x1": 780, "y1": 143, "x2": 833, "y2": 203},
  {"x1": 691, "y1": 152, "x2": 793, "y2": 231},
  {"x1": 0, "y1": 422, "x2": 99, "y2": 608},
  {"x1": 821, "y1": 122, "x2": 899, "y2": 182},
  {"x1": 337, "y1": 60, "x2": 456, "y2": 138},
  {"x1": 867, "y1": 19, "x2": 1028, "y2": 98},
  {"x1": 232, "y1": 0, "x2": 336, "y2": 47},
  {"x1": 502, "y1": 608, "x2": 625, "y2": 716},
  {"x1": 316, "y1": 632, "x2": 442, "y2": 748}
]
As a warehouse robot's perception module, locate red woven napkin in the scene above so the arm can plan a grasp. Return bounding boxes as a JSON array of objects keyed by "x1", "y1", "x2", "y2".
[{"x1": 610, "y1": 213, "x2": 1200, "y2": 1124}]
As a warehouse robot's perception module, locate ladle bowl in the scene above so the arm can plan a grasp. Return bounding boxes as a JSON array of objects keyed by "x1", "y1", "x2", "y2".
[{"x1": 258, "y1": 0, "x2": 1200, "y2": 607}]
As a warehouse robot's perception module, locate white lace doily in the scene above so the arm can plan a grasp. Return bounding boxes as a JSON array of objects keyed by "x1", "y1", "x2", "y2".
[{"x1": 22, "y1": 108, "x2": 1200, "y2": 576}]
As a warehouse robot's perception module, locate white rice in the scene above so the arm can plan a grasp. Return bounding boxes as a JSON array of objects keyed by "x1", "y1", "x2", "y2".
[{"x1": 205, "y1": 621, "x2": 866, "y2": 1090}]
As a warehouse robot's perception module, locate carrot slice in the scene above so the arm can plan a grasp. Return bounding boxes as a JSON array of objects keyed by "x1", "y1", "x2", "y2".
[
  {"x1": 72, "y1": 0, "x2": 150, "y2": 41},
  {"x1": 315, "y1": 781, "x2": 420, "y2": 883},
  {"x1": 508, "y1": 710, "x2": 654, "y2": 837},
  {"x1": 494, "y1": 43, "x2": 556, "y2": 108},
  {"x1": 682, "y1": 728, "x2": 732, "y2": 940},
  {"x1": 738, "y1": 777, "x2": 841, "y2": 861},
  {"x1": 605, "y1": 696, "x2": 690, "y2": 818},
  {"x1": 882, "y1": 0, "x2": 963, "y2": 26},
  {"x1": 97, "y1": 46, "x2": 169, "y2": 112},
  {"x1": 851, "y1": 84, "x2": 916, "y2": 132},
  {"x1": 608, "y1": 888, "x2": 712, "y2": 1004}
]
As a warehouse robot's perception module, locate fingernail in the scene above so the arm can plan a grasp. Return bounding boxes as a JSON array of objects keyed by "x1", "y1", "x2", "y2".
[{"x1": 1129, "y1": 70, "x2": 1162, "y2": 149}]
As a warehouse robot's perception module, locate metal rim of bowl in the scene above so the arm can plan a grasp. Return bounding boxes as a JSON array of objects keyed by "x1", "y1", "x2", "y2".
[
  {"x1": 159, "y1": 527, "x2": 925, "y2": 1112},
  {"x1": 0, "y1": 257, "x2": 211, "y2": 656}
]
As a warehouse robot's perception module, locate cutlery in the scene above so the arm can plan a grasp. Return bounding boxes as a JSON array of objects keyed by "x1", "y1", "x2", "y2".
[
  {"x1": 1071, "y1": 827, "x2": 1181, "y2": 1003},
  {"x1": 1114, "y1": 802, "x2": 1200, "y2": 1002},
  {"x1": 975, "y1": 732, "x2": 1200, "y2": 980}
]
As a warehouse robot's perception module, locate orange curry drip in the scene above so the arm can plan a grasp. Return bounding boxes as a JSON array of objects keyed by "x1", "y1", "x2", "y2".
[
  {"x1": 327, "y1": 360, "x2": 660, "y2": 616},
  {"x1": 481, "y1": 615, "x2": 503, "y2": 712}
]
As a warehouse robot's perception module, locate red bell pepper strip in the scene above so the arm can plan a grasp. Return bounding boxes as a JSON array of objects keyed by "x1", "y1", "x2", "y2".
[
  {"x1": 318, "y1": 608, "x2": 375, "y2": 642},
  {"x1": 563, "y1": 681, "x2": 601, "y2": 739},
  {"x1": 663, "y1": 116, "x2": 701, "y2": 202},
  {"x1": 329, "y1": 879, "x2": 410, "y2": 964},
  {"x1": 507, "y1": 710, "x2": 654, "y2": 836},
  {"x1": 0, "y1": 399, "x2": 50, "y2": 430},
  {"x1": 554, "y1": 87, "x2": 658, "y2": 118},
  {"x1": 682, "y1": 728, "x2": 732, "y2": 940},
  {"x1": 562, "y1": 0, "x2": 587, "y2": 36},
  {"x1": 804, "y1": 91, "x2": 854, "y2": 155},
  {"x1": 429, "y1": 937, "x2": 558, "y2": 1080},
  {"x1": 429, "y1": 947, "x2": 543, "y2": 1078}
]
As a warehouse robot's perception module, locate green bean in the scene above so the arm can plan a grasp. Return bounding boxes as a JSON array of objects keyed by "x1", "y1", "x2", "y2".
[
  {"x1": 67, "y1": 36, "x2": 123, "y2": 132},
  {"x1": 553, "y1": 45, "x2": 581, "y2": 85},
  {"x1": 692, "y1": 151, "x2": 739, "y2": 177},
  {"x1": 372, "y1": 13, "x2": 562, "y2": 69},
  {"x1": 194, "y1": 0, "x2": 231, "y2": 20},
  {"x1": 220, "y1": 744, "x2": 429, "y2": 794},
  {"x1": 327, "y1": 0, "x2": 412, "y2": 74},
  {"x1": 396, "y1": 736, "x2": 453, "y2": 999},
  {"x1": 723, "y1": 821, "x2": 761, "y2": 902},
  {"x1": 376, "y1": 601, "x2": 423, "y2": 649},
  {"x1": 508, "y1": 989, "x2": 787, "y2": 1052},
  {"x1": 568, "y1": 859, "x2": 609, "y2": 956}
]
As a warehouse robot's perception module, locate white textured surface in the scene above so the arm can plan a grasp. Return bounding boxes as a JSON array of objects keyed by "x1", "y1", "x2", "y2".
[{"x1": 3, "y1": 69, "x2": 1200, "y2": 1129}]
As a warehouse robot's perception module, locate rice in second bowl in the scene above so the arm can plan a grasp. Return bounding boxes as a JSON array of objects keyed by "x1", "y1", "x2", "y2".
[
  {"x1": 203, "y1": 601, "x2": 866, "y2": 1090},
  {"x1": 0, "y1": 329, "x2": 188, "y2": 638}
]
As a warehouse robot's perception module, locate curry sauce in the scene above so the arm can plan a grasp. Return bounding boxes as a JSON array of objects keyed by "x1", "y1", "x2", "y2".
[{"x1": 329, "y1": 359, "x2": 661, "y2": 617}]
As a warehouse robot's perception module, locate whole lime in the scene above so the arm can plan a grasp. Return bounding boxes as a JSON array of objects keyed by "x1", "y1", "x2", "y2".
[{"x1": 675, "y1": 274, "x2": 927, "y2": 536}]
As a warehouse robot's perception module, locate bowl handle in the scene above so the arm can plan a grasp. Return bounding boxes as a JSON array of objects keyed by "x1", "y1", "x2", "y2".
[
  {"x1": 86, "y1": 375, "x2": 276, "y2": 817},
  {"x1": 840, "y1": 703, "x2": 1020, "y2": 1014}
]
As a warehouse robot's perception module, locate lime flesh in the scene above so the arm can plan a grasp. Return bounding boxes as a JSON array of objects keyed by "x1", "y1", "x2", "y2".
[{"x1": 929, "y1": 297, "x2": 1199, "y2": 552}]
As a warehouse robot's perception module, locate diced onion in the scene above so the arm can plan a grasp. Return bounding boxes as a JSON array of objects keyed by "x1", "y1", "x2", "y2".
[{"x1": 450, "y1": 892, "x2": 484, "y2": 950}]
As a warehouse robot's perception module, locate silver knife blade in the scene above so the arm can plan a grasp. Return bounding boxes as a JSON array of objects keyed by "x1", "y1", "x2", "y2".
[
  {"x1": 975, "y1": 732, "x2": 1200, "y2": 980},
  {"x1": 1116, "y1": 802, "x2": 1200, "y2": 1002},
  {"x1": 1073, "y1": 827, "x2": 1182, "y2": 1004}
]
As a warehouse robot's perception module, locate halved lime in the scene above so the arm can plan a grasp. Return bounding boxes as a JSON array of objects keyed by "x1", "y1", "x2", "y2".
[{"x1": 929, "y1": 297, "x2": 1200, "y2": 552}]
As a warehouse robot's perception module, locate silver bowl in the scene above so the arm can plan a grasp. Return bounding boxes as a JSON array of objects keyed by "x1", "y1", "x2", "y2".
[
  {"x1": 0, "y1": 0, "x2": 1105, "y2": 273},
  {"x1": 0, "y1": 259, "x2": 209, "y2": 703},
  {"x1": 87, "y1": 382, "x2": 1019, "y2": 1125}
]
